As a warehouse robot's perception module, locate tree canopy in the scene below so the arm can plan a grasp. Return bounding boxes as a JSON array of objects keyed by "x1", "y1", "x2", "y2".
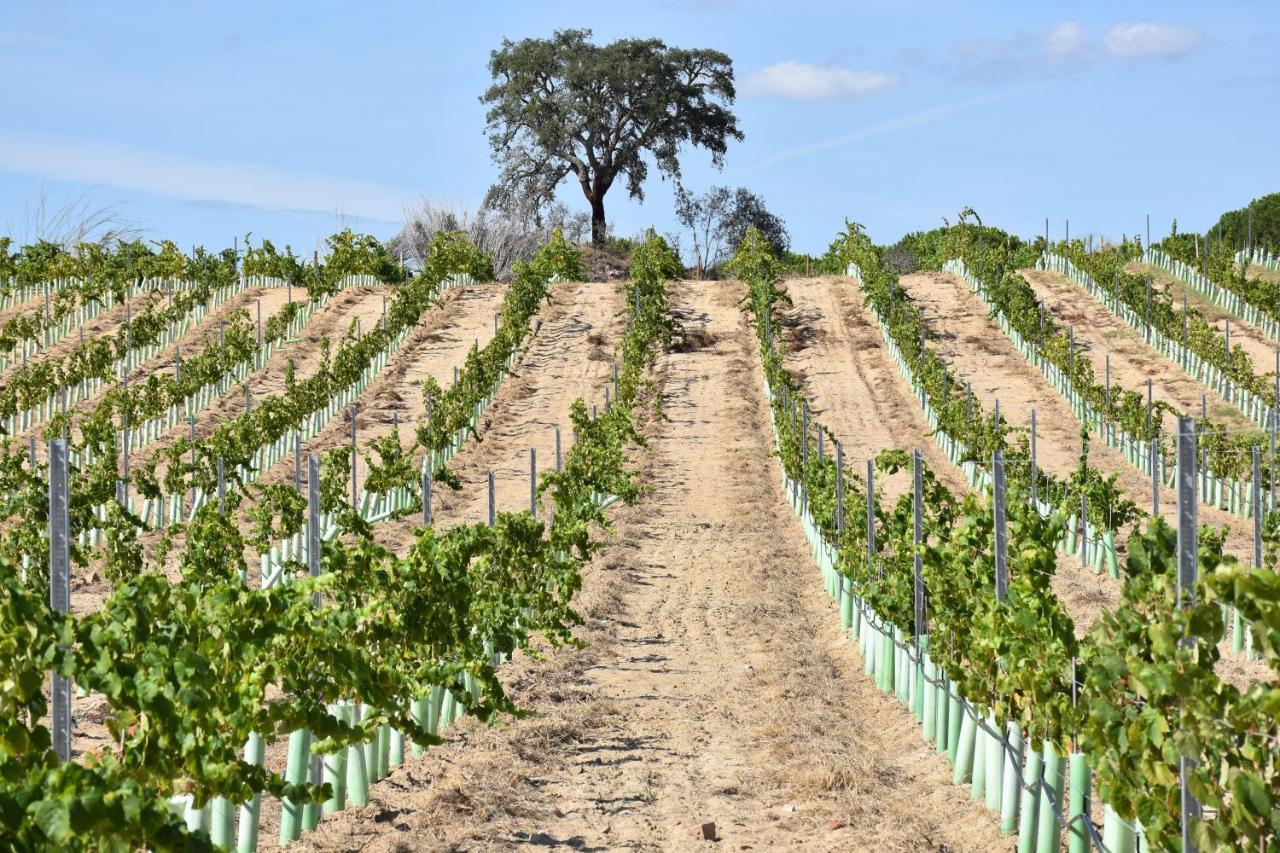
[
  {"x1": 481, "y1": 29, "x2": 742, "y2": 246},
  {"x1": 1210, "y1": 193, "x2": 1280, "y2": 253}
]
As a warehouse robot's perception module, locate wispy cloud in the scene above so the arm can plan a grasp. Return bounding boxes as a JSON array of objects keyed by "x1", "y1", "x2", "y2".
[
  {"x1": 0, "y1": 131, "x2": 413, "y2": 223},
  {"x1": 1043, "y1": 21, "x2": 1093, "y2": 64},
  {"x1": 949, "y1": 19, "x2": 1201, "y2": 80},
  {"x1": 1104, "y1": 22, "x2": 1201, "y2": 60},
  {"x1": 738, "y1": 85, "x2": 1038, "y2": 174},
  {"x1": 742, "y1": 61, "x2": 900, "y2": 101}
]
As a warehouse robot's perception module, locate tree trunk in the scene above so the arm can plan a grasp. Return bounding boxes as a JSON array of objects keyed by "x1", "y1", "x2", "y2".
[{"x1": 590, "y1": 193, "x2": 607, "y2": 248}]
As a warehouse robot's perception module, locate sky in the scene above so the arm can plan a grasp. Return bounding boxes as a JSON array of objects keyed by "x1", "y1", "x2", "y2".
[{"x1": 1, "y1": 0, "x2": 1277, "y2": 257}]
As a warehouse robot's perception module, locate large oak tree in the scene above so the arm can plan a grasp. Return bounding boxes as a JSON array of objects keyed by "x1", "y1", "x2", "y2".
[{"x1": 481, "y1": 29, "x2": 742, "y2": 247}]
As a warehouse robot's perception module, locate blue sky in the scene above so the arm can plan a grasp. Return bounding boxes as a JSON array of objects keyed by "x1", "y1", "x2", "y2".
[{"x1": 1, "y1": 0, "x2": 1277, "y2": 256}]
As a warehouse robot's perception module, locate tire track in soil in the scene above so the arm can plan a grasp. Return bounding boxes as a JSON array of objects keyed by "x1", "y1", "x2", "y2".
[
  {"x1": 292, "y1": 279, "x2": 1007, "y2": 852},
  {"x1": 897, "y1": 272, "x2": 1267, "y2": 684},
  {"x1": 369, "y1": 280, "x2": 626, "y2": 557}
]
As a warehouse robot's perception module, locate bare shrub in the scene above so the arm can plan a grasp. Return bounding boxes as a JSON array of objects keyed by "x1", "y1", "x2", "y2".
[{"x1": 390, "y1": 198, "x2": 590, "y2": 281}]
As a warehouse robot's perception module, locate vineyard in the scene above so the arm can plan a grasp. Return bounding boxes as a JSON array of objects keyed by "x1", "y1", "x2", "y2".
[{"x1": 2, "y1": 218, "x2": 1278, "y2": 852}]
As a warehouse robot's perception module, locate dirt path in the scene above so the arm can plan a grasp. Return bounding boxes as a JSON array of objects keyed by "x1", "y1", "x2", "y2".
[
  {"x1": 371, "y1": 280, "x2": 626, "y2": 555},
  {"x1": 1129, "y1": 260, "x2": 1278, "y2": 375},
  {"x1": 294, "y1": 279, "x2": 1007, "y2": 852},
  {"x1": 779, "y1": 275, "x2": 970, "y2": 501},
  {"x1": 1019, "y1": 268, "x2": 1256, "y2": 432}
]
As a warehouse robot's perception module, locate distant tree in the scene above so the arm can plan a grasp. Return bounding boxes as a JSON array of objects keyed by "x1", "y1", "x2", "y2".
[
  {"x1": 481, "y1": 29, "x2": 743, "y2": 247},
  {"x1": 1211, "y1": 193, "x2": 1280, "y2": 253},
  {"x1": 674, "y1": 185, "x2": 788, "y2": 277}
]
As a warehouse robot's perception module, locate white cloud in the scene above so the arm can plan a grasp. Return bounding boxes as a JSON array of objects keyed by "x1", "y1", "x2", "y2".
[
  {"x1": 1105, "y1": 22, "x2": 1202, "y2": 59},
  {"x1": 1043, "y1": 21, "x2": 1092, "y2": 63},
  {"x1": 742, "y1": 61, "x2": 900, "y2": 101},
  {"x1": 949, "y1": 19, "x2": 1201, "y2": 79},
  {"x1": 0, "y1": 131, "x2": 412, "y2": 222}
]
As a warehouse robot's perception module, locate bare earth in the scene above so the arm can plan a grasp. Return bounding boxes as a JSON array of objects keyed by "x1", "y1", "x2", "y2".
[
  {"x1": 376, "y1": 279, "x2": 626, "y2": 548},
  {"x1": 292, "y1": 279, "x2": 1009, "y2": 852}
]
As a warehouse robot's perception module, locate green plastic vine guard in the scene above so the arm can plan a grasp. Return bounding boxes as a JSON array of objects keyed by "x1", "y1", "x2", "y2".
[
  {"x1": 757, "y1": 305, "x2": 1108, "y2": 852},
  {"x1": 1017, "y1": 747, "x2": 1043, "y2": 853},
  {"x1": 985, "y1": 713, "x2": 1003, "y2": 813}
]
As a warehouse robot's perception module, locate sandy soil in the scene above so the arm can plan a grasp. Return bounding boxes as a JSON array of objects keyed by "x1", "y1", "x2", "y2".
[
  {"x1": 1130, "y1": 260, "x2": 1278, "y2": 375},
  {"x1": 370, "y1": 280, "x2": 626, "y2": 554},
  {"x1": 289, "y1": 279, "x2": 1009, "y2": 852},
  {"x1": 1019, "y1": 268, "x2": 1256, "y2": 433},
  {"x1": 1246, "y1": 264, "x2": 1280, "y2": 286},
  {"x1": 0, "y1": 287, "x2": 51, "y2": 326}
]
